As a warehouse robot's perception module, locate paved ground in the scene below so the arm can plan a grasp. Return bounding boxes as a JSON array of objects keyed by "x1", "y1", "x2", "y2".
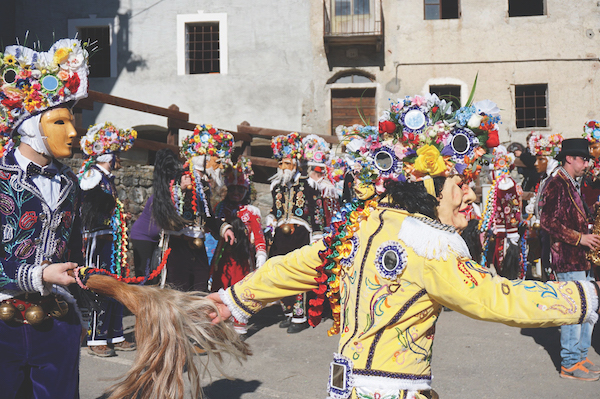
[{"x1": 80, "y1": 304, "x2": 600, "y2": 399}]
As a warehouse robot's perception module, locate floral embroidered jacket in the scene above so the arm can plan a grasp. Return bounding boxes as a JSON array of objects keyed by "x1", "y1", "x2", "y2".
[
  {"x1": 220, "y1": 205, "x2": 597, "y2": 399},
  {"x1": 268, "y1": 176, "x2": 325, "y2": 239},
  {"x1": 0, "y1": 149, "x2": 83, "y2": 300},
  {"x1": 540, "y1": 168, "x2": 591, "y2": 273}
]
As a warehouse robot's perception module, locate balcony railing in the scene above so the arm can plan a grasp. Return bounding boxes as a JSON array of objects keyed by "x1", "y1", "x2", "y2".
[{"x1": 323, "y1": 0, "x2": 383, "y2": 51}]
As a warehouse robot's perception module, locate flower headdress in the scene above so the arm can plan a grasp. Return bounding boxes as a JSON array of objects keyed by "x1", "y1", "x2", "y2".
[
  {"x1": 302, "y1": 134, "x2": 330, "y2": 167},
  {"x1": 343, "y1": 91, "x2": 500, "y2": 194},
  {"x1": 80, "y1": 122, "x2": 137, "y2": 158},
  {"x1": 224, "y1": 157, "x2": 253, "y2": 188},
  {"x1": 0, "y1": 38, "x2": 89, "y2": 135},
  {"x1": 490, "y1": 145, "x2": 514, "y2": 179},
  {"x1": 326, "y1": 156, "x2": 347, "y2": 185},
  {"x1": 271, "y1": 132, "x2": 303, "y2": 161},
  {"x1": 528, "y1": 132, "x2": 563, "y2": 157},
  {"x1": 180, "y1": 124, "x2": 235, "y2": 160},
  {"x1": 583, "y1": 120, "x2": 600, "y2": 144}
]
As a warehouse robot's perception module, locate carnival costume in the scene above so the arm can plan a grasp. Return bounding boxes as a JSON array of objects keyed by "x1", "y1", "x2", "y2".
[
  {"x1": 538, "y1": 138, "x2": 599, "y2": 377},
  {"x1": 0, "y1": 38, "x2": 88, "y2": 398},
  {"x1": 304, "y1": 134, "x2": 341, "y2": 231},
  {"x1": 266, "y1": 132, "x2": 325, "y2": 332},
  {"x1": 78, "y1": 122, "x2": 137, "y2": 353},
  {"x1": 158, "y1": 124, "x2": 233, "y2": 292},
  {"x1": 480, "y1": 146, "x2": 525, "y2": 279},
  {"x1": 581, "y1": 120, "x2": 600, "y2": 209},
  {"x1": 524, "y1": 133, "x2": 563, "y2": 281},
  {"x1": 212, "y1": 158, "x2": 266, "y2": 289},
  {"x1": 217, "y1": 93, "x2": 599, "y2": 398}
]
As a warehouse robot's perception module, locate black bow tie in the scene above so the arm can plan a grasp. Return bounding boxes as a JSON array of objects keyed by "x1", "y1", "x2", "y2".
[{"x1": 26, "y1": 163, "x2": 58, "y2": 179}]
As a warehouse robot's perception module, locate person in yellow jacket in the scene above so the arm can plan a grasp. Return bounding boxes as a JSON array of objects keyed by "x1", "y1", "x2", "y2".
[{"x1": 208, "y1": 94, "x2": 600, "y2": 399}]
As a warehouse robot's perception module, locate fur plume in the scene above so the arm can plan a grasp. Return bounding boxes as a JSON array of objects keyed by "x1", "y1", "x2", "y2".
[{"x1": 84, "y1": 275, "x2": 251, "y2": 399}]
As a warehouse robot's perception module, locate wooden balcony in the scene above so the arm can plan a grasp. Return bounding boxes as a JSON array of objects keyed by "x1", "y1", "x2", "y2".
[{"x1": 323, "y1": 0, "x2": 383, "y2": 53}]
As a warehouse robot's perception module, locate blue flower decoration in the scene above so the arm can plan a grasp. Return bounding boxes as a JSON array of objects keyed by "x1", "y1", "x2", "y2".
[{"x1": 375, "y1": 241, "x2": 407, "y2": 280}]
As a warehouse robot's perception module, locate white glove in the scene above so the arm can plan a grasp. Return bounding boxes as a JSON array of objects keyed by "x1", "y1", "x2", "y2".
[{"x1": 255, "y1": 251, "x2": 267, "y2": 268}]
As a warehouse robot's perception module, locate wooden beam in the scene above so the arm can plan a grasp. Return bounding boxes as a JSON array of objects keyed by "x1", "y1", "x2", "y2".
[
  {"x1": 168, "y1": 119, "x2": 253, "y2": 142},
  {"x1": 237, "y1": 125, "x2": 339, "y2": 144},
  {"x1": 133, "y1": 138, "x2": 180, "y2": 153},
  {"x1": 76, "y1": 90, "x2": 190, "y2": 121},
  {"x1": 247, "y1": 156, "x2": 278, "y2": 168}
]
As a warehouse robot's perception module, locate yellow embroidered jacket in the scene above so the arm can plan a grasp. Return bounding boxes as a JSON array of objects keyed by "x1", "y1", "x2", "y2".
[{"x1": 221, "y1": 205, "x2": 597, "y2": 398}]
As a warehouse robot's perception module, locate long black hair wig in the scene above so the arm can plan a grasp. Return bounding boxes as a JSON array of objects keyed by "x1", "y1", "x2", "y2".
[
  {"x1": 383, "y1": 177, "x2": 446, "y2": 220},
  {"x1": 152, "y1": 148, "x2": 188, "y2": 231}
]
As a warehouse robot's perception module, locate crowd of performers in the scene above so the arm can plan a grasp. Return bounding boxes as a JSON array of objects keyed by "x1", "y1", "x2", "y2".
[{"x1": 3, "y1": 36, "x2": 600, "y2": 399}]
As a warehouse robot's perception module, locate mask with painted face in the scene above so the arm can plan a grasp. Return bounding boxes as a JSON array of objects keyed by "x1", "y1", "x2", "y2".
[{"x1": 39, "y1": 107, "x2": 78, "y2": 158}]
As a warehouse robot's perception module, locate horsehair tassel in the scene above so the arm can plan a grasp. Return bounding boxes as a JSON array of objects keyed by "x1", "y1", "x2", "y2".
[{"x1": 70, "y1": 272, "x2": 251, "y2": 399}]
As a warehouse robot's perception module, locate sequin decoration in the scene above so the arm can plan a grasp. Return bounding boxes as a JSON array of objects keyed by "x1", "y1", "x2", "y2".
[{"x1": 375, "y1": 241, "x2": 408, "y2": 280}]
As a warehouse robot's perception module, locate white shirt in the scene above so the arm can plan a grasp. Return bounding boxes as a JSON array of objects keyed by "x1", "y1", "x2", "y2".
[{"x1": 14, "y1": 147, "x2": 62, "y2": 211}]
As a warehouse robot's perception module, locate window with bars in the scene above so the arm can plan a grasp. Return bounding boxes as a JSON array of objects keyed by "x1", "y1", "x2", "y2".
[
  {"x1": 186, "y1": 22, "x2": 220, "y2": 74},
  {"x1": 78, "y1": 26, "x2": 110, "y2": 78},
  {"x1": 429, "y1": 85, "x2": 461, "y2": 111},
  {"x1": 424, "y1": 0, "x2": 460, "y2": 20},
  {"x1": 508, "y1": 0, "x2": 545, "y2": 17},
  {"x1": 515, "y1": 84, "x2": 548, "y2": 128}
]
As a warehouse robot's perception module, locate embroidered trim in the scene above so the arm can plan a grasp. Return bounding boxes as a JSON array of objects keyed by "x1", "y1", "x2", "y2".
[
  {"x1": 365, "y1": 289, "x2": 428, "y2": 369},
  {"x1": 341, "y1": 210, "x2": 387, "y2": 353}
]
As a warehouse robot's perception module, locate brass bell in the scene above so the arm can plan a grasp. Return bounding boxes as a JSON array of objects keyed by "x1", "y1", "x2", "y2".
[
  {"x1": 532, "y1": 221, "x2": 540, "y2": 230},
  {"x1": 280, "y1": 224, "x2": 292, "y2": 235},
  {"x1": 0, "y1": 302, "x2": 17, "y2": 322},
  {"x1": 187, "y1": 184, "x2": 193, "y2": 190},
  {"x1": 24, "y1": 304, "x2": 46, "y2": 325},
  {"x1": 192, "y1": 237, "x2": 204, "y2": 248}
]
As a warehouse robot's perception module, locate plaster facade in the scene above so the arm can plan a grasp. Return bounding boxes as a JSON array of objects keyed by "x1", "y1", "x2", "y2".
[{"x1": 3, "y1": 0, "x2": 600, "y2": 147}]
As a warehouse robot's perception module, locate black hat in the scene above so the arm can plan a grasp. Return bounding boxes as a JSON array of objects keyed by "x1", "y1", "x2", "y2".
[{"x1": 555, "y1": 138, "x2": 590, "y2": 161}]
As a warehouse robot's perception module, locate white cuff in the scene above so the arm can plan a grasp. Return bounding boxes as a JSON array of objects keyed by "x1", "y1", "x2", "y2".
[
  {"x1": 255, "y1": 251, "x2": 267, "y2": 268},
  {"x1": 218, "y1": 288, "x2": 250, "y2": 325},
  {"x1": 582, "y1": 281, "x2": 599, "y2": 325},
  {"x1": 220, "y1": 223, "x2": 233, "y2": 238}
]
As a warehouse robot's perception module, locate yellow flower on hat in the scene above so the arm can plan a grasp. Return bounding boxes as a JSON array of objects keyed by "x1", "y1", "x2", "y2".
[
  {"x1": 414, "y1": 144, "x2": 446, "y2": 176},
  {"x1": 53, "y1": 47, "x2": 71, "y2": 66}
]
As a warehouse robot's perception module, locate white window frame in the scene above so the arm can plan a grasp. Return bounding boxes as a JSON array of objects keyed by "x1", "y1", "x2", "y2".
[
  {"x1": 177, "y1": 11, "x2": 228, "y2": 76},
  {"x1": 68, "y1": 16, "x2": 118, "y2": 78}
]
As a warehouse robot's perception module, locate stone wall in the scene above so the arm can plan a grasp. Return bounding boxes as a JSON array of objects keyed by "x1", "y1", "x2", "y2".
[{"x1": 63, "y1": 158, "x2": 273, "y2": 224}]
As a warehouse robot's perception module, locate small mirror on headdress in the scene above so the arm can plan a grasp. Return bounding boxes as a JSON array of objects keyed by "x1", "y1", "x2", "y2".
[
  {"x1": 41, "y1": 75, "x2": 59, "y2": 92},
  {"x1": 375, "y1": 150, "x2": 394, "y2": 172},
  {"x1": 451, "y1": 132, "x2": 470, "y2": 155},
  {"x1": 404, "y1": 109, "x2": 426, "y2": 130},
  {"x1": 3, "y1": 69, "x2": 16, "y2": 85}
]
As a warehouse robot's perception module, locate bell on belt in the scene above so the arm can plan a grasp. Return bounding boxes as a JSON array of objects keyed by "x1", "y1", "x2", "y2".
[
  {"x1": 192, "y1": 237, "x2": 204, "y2": 248},
  {"x1": 187, "y1": 185, "x2": 193, "y2": 190},
  {"x1": 280, "y1": 224, "x2": 292, "y2": 235},
  {"x1": 0, "y1": 302, "x2": 17, "y2": 322},
  {"x1": 532, "y1": 221, "x2": 541, "y2": 230},
  {"x1": 24, "y1": 304, "x2": 46, "y2": 325}
]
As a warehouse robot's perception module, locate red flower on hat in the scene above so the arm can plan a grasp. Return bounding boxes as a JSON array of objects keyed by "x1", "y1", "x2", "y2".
[
  {"x1": 1, "y1": 97, "x2": 22, "y2": 110},
  {"x1": 588, "y1": 121, "x2": 596, "y2": 128},
  {"x1": 65, "y1": 73, "x2": 80, "y2": 94},
  {"x1": 209, "y1": 128, "x2": 216, "y2": 134},
  {"x1": 486, "y1": 131, "x2": 500, "y2": 148},
  {"x1": 378, "y1": 120, "x2": 396, "y2": 135}
]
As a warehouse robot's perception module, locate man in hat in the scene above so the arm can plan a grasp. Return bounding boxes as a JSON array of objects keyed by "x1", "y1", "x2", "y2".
[
  {"x1": 540, "y1": 137, "x2": 600, "y2": 381},
  {"x1": 266, "y1": 132, "x2": 324, "y2": 333},
  {"x1": 78, "y1": 122, "x2": 138, "y2": 357},
  {"x1": 0, "y1": 38, "x2": 88, "y2": 397}
]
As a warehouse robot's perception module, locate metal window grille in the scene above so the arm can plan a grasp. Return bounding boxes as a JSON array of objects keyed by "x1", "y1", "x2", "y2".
[
  {"x1": 515, "y1": 84, "x2": 548, "y2": 128},
  {"x1": 78, "y1": 26, "x2": 110, "y2": 78},
  {"x1": 186, "y1": 22, "x2": 220, "y2": 74}
]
